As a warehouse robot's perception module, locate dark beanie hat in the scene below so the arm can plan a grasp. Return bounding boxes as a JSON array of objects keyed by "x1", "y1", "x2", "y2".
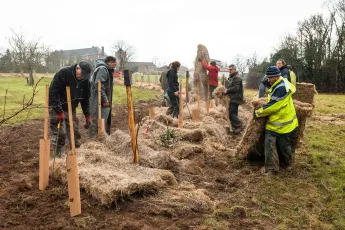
[
  {"x1": 104, "y1": 56, "x2": 116, "y2": 64},
  {"x1": 78, "y1": 61, "x2": 92, "y2": 79},
  {"x1": 265, "y1": 66, "x2": 281, "y2": 78}
]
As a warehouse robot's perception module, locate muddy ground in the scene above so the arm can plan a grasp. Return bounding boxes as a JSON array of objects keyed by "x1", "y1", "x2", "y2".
[{"x1": 0, "y1": 98, "x2": 295, "y2": 230}]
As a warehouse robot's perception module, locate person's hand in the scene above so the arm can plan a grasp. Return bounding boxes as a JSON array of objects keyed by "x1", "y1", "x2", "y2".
[
  {"x1": 222, "y1": 89, "x2": 228, "y2": 95},
  {"x1": 56, "y1": 112, "x2": 64, "y2": 123},
  {"x1": 84, "y1": 115, "x2": 91, "y2": 129},
  {"x1": 253, "y1": 110, "x2": 258, "y2": 119},
  {"x1": 103, "y1": 100, "x2": 110, "y2": 107},
  {"x1": 174, "y1": 91, "x2": 179, "y2": 96}
]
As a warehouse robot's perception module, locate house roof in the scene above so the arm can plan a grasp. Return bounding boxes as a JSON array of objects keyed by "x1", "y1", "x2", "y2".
[
  {"x1": 124, "y1": 62, "x2": 157, "y2": 72},
  {"x1": 60, "y1": 46, "x2": 107, "y2": 57}
]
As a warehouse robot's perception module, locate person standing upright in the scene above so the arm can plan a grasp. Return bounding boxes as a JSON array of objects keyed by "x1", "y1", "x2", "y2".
[
  {"x1": 89, "y1": 56, "x2": 117, "y2": 137},
  {"x1": 166, "y1": 61, "x2": 181, "y2": 118}
]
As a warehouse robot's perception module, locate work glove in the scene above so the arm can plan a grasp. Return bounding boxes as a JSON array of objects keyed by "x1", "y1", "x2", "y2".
[
  {"x1": 253, "y1": 110, "x2": 258, "y2": 120},
  {"x1": 103, "y1": 100, "x2": 110, "y2": 107},
  {"x1": 56, "y1": 112, "x2": 65, "y2": 123},
  {"x1": 84, "y1": 115, "x2": 91, "y2": 129}
]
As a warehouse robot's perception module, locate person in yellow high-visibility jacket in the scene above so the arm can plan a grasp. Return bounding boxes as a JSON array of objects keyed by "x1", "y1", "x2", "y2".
[
  {"x1": 287, "y1": 65, "x2": 297, "y2": 86},
  {"x1": 254, "y1": 66, "x2": 299, "y2": 175}
]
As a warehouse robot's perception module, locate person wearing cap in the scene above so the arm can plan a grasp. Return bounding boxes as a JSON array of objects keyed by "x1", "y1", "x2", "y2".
[
  {"x1": 287, "y1": 65, "x2": 297, "y2": 86},
  {"x1": 89, "y1": 56, "x2": 117, "y2": 137},
  {"x1": 223, "y1": 64, "x2": 244, "y2": 135},
  {"x1": 49, "y1": 61, "x2": 92, "y2": 157},
  {"x1": 254, "y1": 66, "x2": 298, "y2": 175},
  {"x1": 258, "y1": 59, "x2": 291, "y2": 98},
  {"x1": 201, "y1": 59, "x2": 220, "y2": 99}
]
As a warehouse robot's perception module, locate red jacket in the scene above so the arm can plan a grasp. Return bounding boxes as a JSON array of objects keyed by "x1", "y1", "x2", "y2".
[{"x1": 201, "y1": 60, "x2": 220, "y2": 86}]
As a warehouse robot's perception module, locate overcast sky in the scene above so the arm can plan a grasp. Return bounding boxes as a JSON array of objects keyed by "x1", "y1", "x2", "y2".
[{"x1": 0, "y1": 0, "x2": 327, "y2": 68}]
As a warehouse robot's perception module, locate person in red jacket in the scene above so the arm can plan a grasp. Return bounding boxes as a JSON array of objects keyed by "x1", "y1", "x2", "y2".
[{"x1": 201, "y1": 60, "x2": 220, "y2": 99}]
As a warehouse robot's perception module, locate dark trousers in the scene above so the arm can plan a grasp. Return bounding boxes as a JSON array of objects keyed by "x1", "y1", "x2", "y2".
[
  {"x1": 209, "y1": 85, "x2": 216, "y2": 99},
  {"x1": 167, "y1": 88, "x2": 179, "y2": 118},
  {"x1": 229, "y1": 102, "x2": 242, "y2": 130},
  {"x1": 49, "y1": 109, "x2": 81, "y2": 150},
  {"x1": 264, "y1": 132, "x2": 292, "y2": 172}
]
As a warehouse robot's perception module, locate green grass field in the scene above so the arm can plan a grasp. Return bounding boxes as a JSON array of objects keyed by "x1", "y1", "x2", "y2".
[{"x1": 0, "y1": 76, "x2": 159, "y2": 124}]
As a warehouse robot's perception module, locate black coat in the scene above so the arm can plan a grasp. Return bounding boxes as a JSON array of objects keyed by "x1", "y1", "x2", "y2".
[
  {"x1": 279, "y1": 65, "x2": 291, "y2": 82},
  {"x1": 49, "y1": 64, "x2": 90, "y2": 116},
  {"x1": 226, "y1": 72, "x2": 244, "y2": 104},
  {"x1": 167, "y1": 68, "x2": 179, "y2": 92}
]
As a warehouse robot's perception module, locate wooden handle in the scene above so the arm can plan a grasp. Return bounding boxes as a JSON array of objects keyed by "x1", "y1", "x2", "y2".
[
  {"x1": 44, "y1": 84, "x2": 49, "y2": 140},
  {"x1": 66, "y1": 86, "x2": 76, "y2": 153},
  {"x1": 98, "y1": 82, "x2": 101, "y2": 119}
]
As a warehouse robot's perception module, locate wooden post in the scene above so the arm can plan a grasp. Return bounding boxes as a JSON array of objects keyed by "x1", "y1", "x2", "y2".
[
  {"x1": 147, "y1": 75, "x2": 151, "y2": 83},
  {"x1": 125, "y1": 71, "x2": 139, "y2": 164},
  {"x1": 97, "y1": 82, "x2": 105, "y2": 136},
  {"x1": 66, "y1": 86, "x2": 81, "y2": 217},
  {"x1": 206, "y1": 78, "x2": 210, "y2": 115},
  {"x1": 185, "y1": 71, "x2": 189, "y2": 103},
  {"x1": 155, "y1": 75, "x2": 158, "y2": 84},
  {"x1": 223, "y1": 74, "x2": 226, "y2": 86},
  {"x1": 149, "y1": 104, "x2": 155, "y2": 119},
  {"x1": 178, "y1": 80, "x2": 183, "y2": 128},
  {"x1": 39, "y1": 85, "x2": 50, "y2": 190},
  {"x1": 197, "y1": 80, "x2": 201, "y2": 109}
]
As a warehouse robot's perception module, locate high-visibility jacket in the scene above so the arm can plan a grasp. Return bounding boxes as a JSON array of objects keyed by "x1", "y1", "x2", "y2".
[
  {"x1": 290, "y1": 70, "x2": 297, "y2": 86},
  {"x1": 255, "y1": 77, "x2": 298, "y2": 135}
]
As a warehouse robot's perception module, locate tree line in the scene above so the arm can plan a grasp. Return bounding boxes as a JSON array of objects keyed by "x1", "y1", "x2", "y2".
[{"x1": 246, "y1": 0, "x2": 345, "y2": 93}]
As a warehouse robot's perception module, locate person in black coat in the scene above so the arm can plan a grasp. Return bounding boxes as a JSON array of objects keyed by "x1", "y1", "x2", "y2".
[
  {"x1": 166, "y1": 61, "x2": 181, "y2": 118},
  {"x1": 49, "y1": 61, "x2": 92, "y2": 157}
]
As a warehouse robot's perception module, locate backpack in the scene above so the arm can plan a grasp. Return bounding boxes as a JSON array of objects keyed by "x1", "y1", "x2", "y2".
[{"x1": 160, "y1": 69, "x2": 169, "y2": 91}]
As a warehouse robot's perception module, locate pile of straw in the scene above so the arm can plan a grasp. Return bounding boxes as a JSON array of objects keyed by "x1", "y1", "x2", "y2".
[
  {"x1": 193, "y1": 44, "x2": 210, "y2": 99},
  {"x1": 293, "y1": 82, "x2": 317, "y2": 105}
]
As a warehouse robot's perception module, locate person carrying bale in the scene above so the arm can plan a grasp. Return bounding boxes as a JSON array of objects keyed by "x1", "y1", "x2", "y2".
[
  {"x1": 166, "y1": 61, "x2": 181, "y2": 118},
  {"x1": 254, "y1": 66, "x2": 299, "y2": 175}
]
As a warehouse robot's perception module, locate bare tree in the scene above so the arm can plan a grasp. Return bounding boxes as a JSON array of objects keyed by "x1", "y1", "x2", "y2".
[
  {"x1": 233, "y1": 54, "x2": 247, "y2": 77},
  {"x1": 8, "y1": 29, "x2": 49, "y2": 86},
  {"x1": 112, "y1": 40, "x2": 135, "y2": 70}
]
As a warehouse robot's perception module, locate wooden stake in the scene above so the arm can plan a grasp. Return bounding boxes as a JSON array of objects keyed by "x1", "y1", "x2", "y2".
[
  {"x1": 178, "y1": 80, "x2": 183, "y2": 128},
  {"x1": 127, "y1": 73, "x2": 139, "y2": 164},
  {"x1": 206, "y1": 78, "x2": 210, "y2": 115},
  {"x1": 223, "y1": 74, "x2": 225, "y2": 86},
  {"x1": 185, "y1": 77, "x2": 189, "y2": 103},
  {"x1": 149, "y1": 105, "x2": 155, "y2": 119},
  {"x1": 192, "y1": 108, "x2": 200, "y2": 121},
  {"x1": 197, "y1": 80, "x2": 201, "y2": 110},
  {"x1": 97, "y1": 82, "x2": 105, "y2": 136},
  {"x1": 39, "y1": 84, "x2": 50, "y2": 190},
  {"x1": 66, "y1": 86, "x2": 81, "y2": 217}
]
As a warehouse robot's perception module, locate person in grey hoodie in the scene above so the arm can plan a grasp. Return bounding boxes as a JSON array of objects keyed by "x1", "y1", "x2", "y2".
[{"x1": 88, "y1": 56, "x2": 117, "y2": 137}]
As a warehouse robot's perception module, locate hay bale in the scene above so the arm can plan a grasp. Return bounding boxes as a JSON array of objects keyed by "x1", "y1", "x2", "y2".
[
  {"x1": 237, "y1": 98, "x2": 314, "y2": 157},
  {"x1": 236, "y1": 98, "x2": 267, "y2": 158},
  {"x1": 293, "y1": 82, "x2": 316, "y2": 104},
  {"x1": 292, "y1": 100, "x2": 314, "y2": 150},
  {"x1": 53, "y1": 157, "x2": 177, "y2": 205},
  {"x1": 143, "y1": 188, "x2": 214, "y2": 218},
  {"x1": 178, "y1": 128, "x2": 205, "y2": 143},
  {"x1": 193, "y1": 44, "x2": 210, "y2": 99},
  {"x1": 172, "y1": 144, "x2": 204, "y2": 159}
]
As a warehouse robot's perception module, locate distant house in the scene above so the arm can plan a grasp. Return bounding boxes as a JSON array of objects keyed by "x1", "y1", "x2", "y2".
[
  {"x1": 125, "y1": 62, "x2": 157, "y2": 74},
  {"x1": 53, "y1": 46, "x2": 108, "y2": 68}
]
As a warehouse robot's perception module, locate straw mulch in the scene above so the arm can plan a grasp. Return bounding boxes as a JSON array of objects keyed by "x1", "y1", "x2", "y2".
[
  {"x1": 293, "y1": 82, "x2": 317, "y2": 105},
  {"x1": 193, "y1": 44, "x2": 210, "y2": 100}
]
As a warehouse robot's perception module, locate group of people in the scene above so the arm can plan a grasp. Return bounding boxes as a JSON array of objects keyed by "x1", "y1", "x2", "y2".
[
  {"x1": 49, "y1": 54, "x2": 298, "y2": 175},
  {"x1": 160, "y1": 58, "x2": 298, "y2": 175},
  {"x1": 49, "y1": 56, "x2": 117, "y2": 156}
]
